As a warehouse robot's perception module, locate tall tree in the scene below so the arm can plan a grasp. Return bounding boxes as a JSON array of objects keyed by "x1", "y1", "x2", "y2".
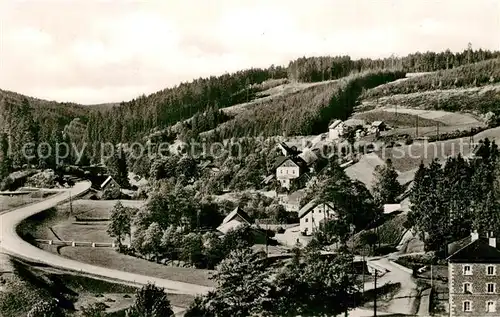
[
  {"x1": 127, "y1": 283, "x2": 174, "y2": 317},
  {"x1": 107, "y1": 201, "x2": 131, "y2": 247},
  {"x1": 0, "y1": 133, "x2": 11, "y2": 181},
  {"x1": 201, "y1": 248, "x2": 271, "y2": 317},
  {"x1": 372, "y1": 159, "x2": 403, "y2": 205},
  {"x1": 106, "y1": 146, "x2": 130, "y2": 188}
]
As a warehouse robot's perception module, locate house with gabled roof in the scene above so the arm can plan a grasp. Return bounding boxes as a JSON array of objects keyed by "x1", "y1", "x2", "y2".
[
  {"x1": 298, "y1": 200, "x2": 337, "y2": 236},
  {"x1": 274, "y1": 156, "x2": 308, "y2": 190},
  {"x1": 447, "y1": 230, "x2": 500, "y2": 316},
  {"x1": 328, "y1": 119, "x2": 344, "y2": 140},
  {"x1": 216, "y1": 206, "x2": 252, "y2": 234}
]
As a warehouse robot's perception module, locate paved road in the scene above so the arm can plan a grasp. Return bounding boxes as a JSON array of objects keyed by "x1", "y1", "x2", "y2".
[{"x1": 0, "y1": 181, "x2": 212, "y2": 296}]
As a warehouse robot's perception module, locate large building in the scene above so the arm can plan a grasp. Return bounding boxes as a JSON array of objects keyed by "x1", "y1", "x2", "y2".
[{"x1": 447, "y1": 231, "x2": 500, "y2": 316}]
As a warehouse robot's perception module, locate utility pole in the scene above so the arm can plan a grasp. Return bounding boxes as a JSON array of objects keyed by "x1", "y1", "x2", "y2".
[
  {"x1": 265, "y1": 222, "x2": 269, "y2": 256},
  {"x1": 374, "y1": 269, "x2": 377, "y2": 317},
  {"x1": 362, "y1": 253, "x2": 366, "y2": 293},
  {"x1": 416, "y1": 115, "x2": 419, "y2": 138},
  {"x1": 69, "y1": 191, "x2": 73, "y2": 217},
  {"x1": 431, "y1": 264, "x2": 433, "y2": 290}
]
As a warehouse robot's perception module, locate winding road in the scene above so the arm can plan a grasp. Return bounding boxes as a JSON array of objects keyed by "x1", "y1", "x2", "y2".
[{"x1": 0, "y1": 181, "x2": 212, "y2": 296}]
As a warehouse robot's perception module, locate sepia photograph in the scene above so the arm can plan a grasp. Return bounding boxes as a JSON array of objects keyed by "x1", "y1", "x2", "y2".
[{"x1": 0, "y1": 0, "x2": 499, "y2": 316}]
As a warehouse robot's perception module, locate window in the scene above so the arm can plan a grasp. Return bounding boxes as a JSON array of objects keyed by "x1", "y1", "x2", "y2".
[
  {"x1": 463, "y1": 301, "x2": 472, "y2": 312},
  {"x1": 305, "y1": 218, "x2": 309, "y2": 223},
  {"x1": 463, "y1": 265, "x2": 472, "y2": 275},
  {"x1": 292, "y1": 170, "x2": 295, "y2": 174},
  {"x1": 487, "y1": 283, "x2": 496, "y2": 293},
  {"x1": 487, "y1": 265, "x2": 496, "y2": 276},
  {"x1": 463, "y1": 283, "x2": 472, "y2": 293},
  {"x1": 487, "y1": 301, "x2": 496, "y2": 313}
]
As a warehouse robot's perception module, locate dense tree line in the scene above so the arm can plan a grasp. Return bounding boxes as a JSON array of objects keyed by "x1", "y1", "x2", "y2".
[
  {"x1": 288, "y1": 47, "x2": 500, "y2": 82},
  {"x1": 406, "y1": 138, "x2": 500, "y2": 252}
]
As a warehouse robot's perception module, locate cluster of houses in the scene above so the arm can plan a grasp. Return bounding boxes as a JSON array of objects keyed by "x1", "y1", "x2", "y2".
[{"x1": 328, "y1": 118, "x2": 387, "y2": 141}]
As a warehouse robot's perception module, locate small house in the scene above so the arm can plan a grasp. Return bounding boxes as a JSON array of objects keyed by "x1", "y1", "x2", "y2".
[
  {"x1": 328, "y1": 120, "x2": 344, "y2": 140},
  {"x1": 298, "y1": 201, "x2": 337, "y2": 235},
  {"x1": 383, "y1": 203, "x2": 402, "y2": 214},
  {"x1": 370, "y1": 121, "x2": 387, "y2": 133},
  {"x1": 216, "y1": 207, "x2": 252, "y2": 234}
]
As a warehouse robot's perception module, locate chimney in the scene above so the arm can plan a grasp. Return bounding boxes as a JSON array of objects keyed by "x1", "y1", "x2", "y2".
[
  {"x1": 471, "y1": 230, "x2": 479, "y2": 241},
  {"x1": 489, "y1": 232, "x2": 497, "y2": 248}
]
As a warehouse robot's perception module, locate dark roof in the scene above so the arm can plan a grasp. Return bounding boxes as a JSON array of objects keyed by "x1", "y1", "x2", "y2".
[
  {"x1": 278, "y1": 142, "x2": 302, "y2": 156},
  {"x1": 447, "y1": 237, "x2": 500, "y2": 263},
  {"x1": 329, "y1": 119, "x2": 343, "y2": 129},
  {"x1": 298, "y1": 200, "x2": 335, "y2": 218},
  {"x1": 274, "y1": 156, "x2": 308, "y2": 170},
  {"x1": 222, "y1": 206, "x2": 252, "y2": 225}
]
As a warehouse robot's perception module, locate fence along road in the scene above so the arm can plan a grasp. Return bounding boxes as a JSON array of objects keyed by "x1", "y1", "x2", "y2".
[{"x1": 0, "y1": 181, "x2": 213, "y2": 296}]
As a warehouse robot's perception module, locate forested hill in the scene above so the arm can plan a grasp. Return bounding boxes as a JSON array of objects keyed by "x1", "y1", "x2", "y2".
[{"x1": 0, "y1": 47, "x2": 499, "y2": 167}]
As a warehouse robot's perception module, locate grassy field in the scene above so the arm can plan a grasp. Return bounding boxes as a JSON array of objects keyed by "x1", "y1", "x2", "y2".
[
  {"x1": 375, "y1": 137, "x2": 475, "y2": 172},
  {"x1": 41, "y1": 245, "x2": 215, "y2": 287},
  {"x1": 360, "y1": 84, "x2": 500, "y2": 115},
  {"x1": 31, "y1": 199, "x2": 214, "y2": 288},
  {"x1": 35, "y1": 199, "x2": 145, "y2": 242},
  {"x1": 352, "y1": 110, "x2": 442, "y2": 128},
  {"x1": 0, "y1": 192, "x2": 54, "y2": 212}
]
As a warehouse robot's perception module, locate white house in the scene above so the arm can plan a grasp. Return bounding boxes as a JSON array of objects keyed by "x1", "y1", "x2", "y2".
[
  {"x1": 275, "y1": 157, "x2": 303, "y2": 189},
  {"x1": 328, "y1": 120, "x2": 344, "y2": 140},
  {"x1": 299, "y1": 201, "x2": 337, "y2": 235}
]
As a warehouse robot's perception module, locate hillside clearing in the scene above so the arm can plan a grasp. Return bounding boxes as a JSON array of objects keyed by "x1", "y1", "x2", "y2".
[
  {"x1": 221, "y1": 80, "x2": 338, "y2": 116},
  {"x1": 360, "y1": 84, "x2": 500, "y2": 115},
  {"x1": 352, "y1": 110, "x2": 442, "y2": 128}
]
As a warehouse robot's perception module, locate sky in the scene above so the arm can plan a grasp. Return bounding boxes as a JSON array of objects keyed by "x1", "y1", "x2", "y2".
[{"x1": 0, "y1": 0, "x2": 499, "y2": 104}]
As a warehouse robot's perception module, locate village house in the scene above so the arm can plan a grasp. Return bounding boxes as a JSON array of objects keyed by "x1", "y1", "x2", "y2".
[
  {"x1": 298, "y1": 200, "x2": 337, "y2": 236},
  {"x1": 274, "y1": 156, "x2": 308, "y2": 190},
  {"x1": 216, "y1": 206, "x2": 252, "y2": 234},
  {"x1": 277, "y1": 189, "x2": 307, "y2": 212},
  {"x1": 370, "y1": 121, "x2": 387, "y2": 133},
  {"x1": 447, "y1": 230, "x2": 500, "y2": 316},
  {"x1": 328, "y1": 119, "x2": 344, "y2": 140}
]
